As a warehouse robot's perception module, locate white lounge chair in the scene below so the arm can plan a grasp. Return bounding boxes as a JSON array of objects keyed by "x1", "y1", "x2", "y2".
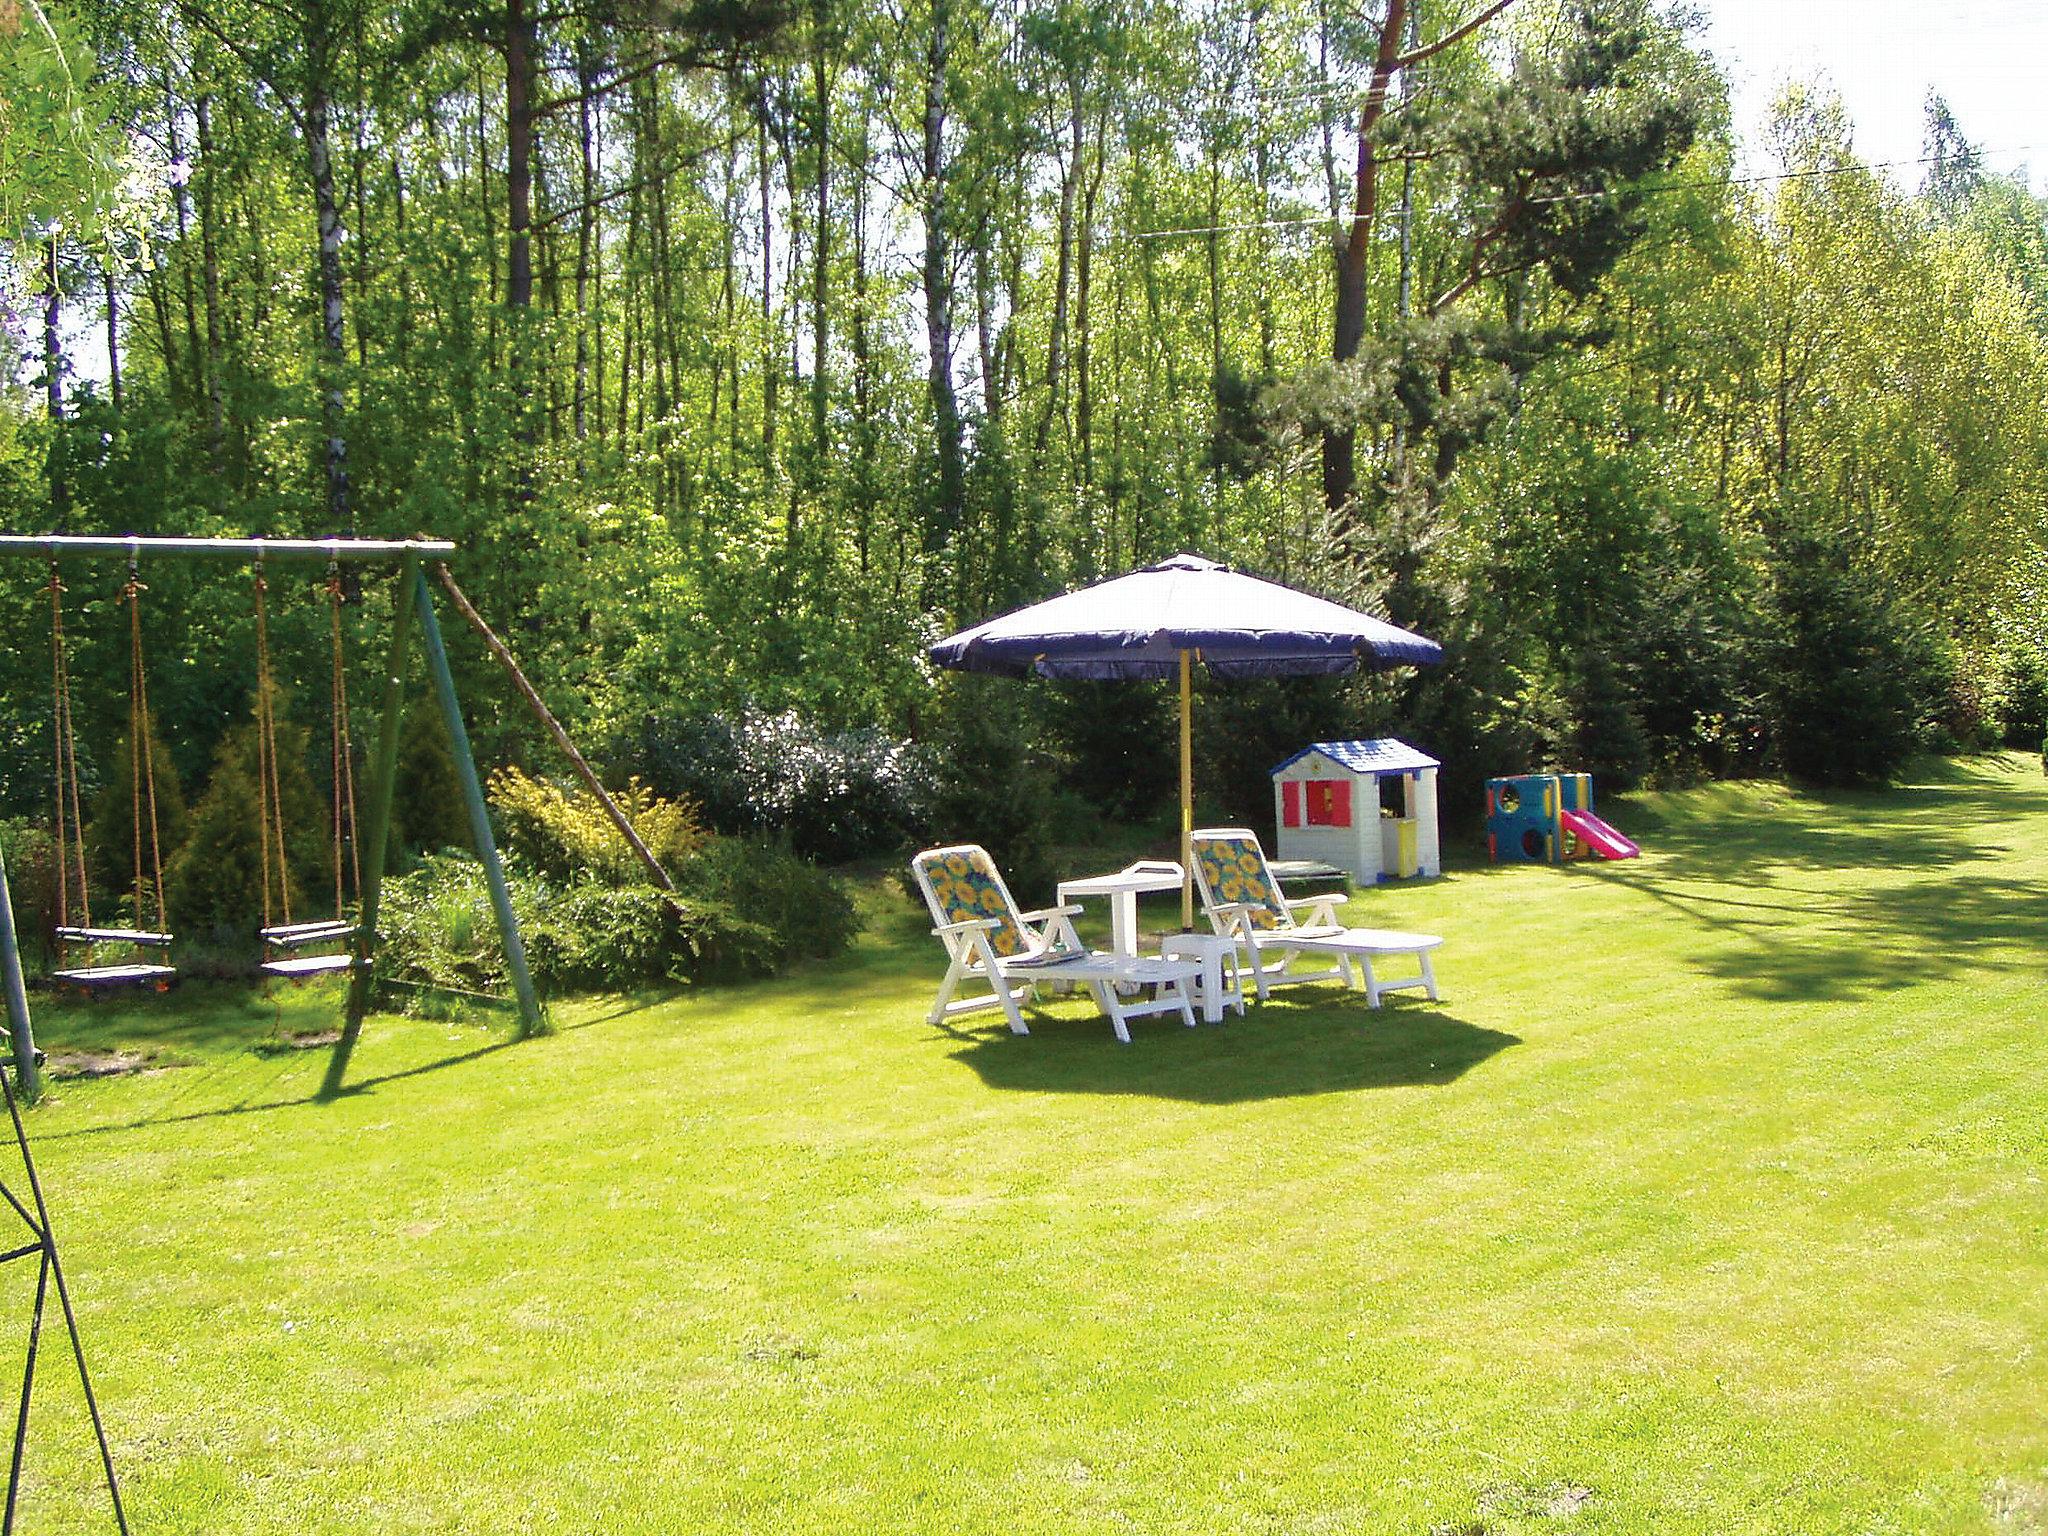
[
  {"x1": 910, "y1": 844, "x2": 1200, "y2": 1044},
  {"x1": 1190, "y1": 827, "x2": 1442, "y2": 1006}
]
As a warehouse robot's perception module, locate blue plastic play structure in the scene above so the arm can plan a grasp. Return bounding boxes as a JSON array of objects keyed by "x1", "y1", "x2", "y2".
[{"x1": 1485, "y1": 772, "x2": 1639, "y2": 863}]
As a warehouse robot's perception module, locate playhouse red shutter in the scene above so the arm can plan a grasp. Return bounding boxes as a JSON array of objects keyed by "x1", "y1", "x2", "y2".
[
  {"x1": 1281, "y1": 781, "x2": 1301, "y2": 828},
  {"x1": 1306, "y1": 779, "x2": 1352, "y2": 827}
]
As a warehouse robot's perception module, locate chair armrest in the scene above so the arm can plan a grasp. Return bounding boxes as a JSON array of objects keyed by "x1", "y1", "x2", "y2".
[
  {"x1": 1206, "y1": 902, "x2": 1265, "y2": 937},
  {"x1": 1284, "y1": 893, "x2": 1347, "y2": 911},
  {"x1": 1017, "y1": 904, "x2": 1084, "y2": 923},
  {"x1": 932, "y1": 916, "x2": 1003, "y2": 937}
]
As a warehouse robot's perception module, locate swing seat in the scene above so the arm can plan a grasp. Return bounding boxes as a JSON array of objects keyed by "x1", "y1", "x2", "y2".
[
  {"x1": 260, "y1": 954, "x2": 356, "y2": 980},
  {"x1": 53, "y1": 963, "x2": 178, "y2": 990},
  {"x1": 260, "y1": 920, "x2": 357, "y2": 948},
  {"x1": 55, "y1": 927, "x2": 174, "y2": 948}
]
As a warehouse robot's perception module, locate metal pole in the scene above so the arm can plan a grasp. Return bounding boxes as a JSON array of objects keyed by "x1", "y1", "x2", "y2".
[
  {"x1": 435, "y1": 565, "x2": 681, "y2": 899},
  {"x1": 0, "y1": 1056, "x2": 130, "y2": 1531},
  {"x1": 326, "y1": 556, "x2": 418, "y2": 1097},
  {"x1": 411, "y1": 568, "x2": 544, "y2": 1038},
  {"x1": 0, "y1": 535, "x2": 453, "y2": 564},
  {"x1": 1179, "y1": 648, "x2": 1194, "y2": 931},
  {"x1": 0, "y1": 851, "x2": 38, "y2": 1103}
]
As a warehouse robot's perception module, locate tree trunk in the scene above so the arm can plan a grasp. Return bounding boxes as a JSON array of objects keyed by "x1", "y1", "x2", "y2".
[
  {"x1": 164, "y1": 74, "x2": 204, "y2": 408},
  {"x1": 103, "y1": 264, "x2": 121, "y2": 412},
  {"x1": 1075, "y1": 111, "x2": 1103, "y2": 489},
  {"x1": 758, "y1": 87, "x2": 780, "y2": 492},
  {"x1": 304, "y1": 12, "x2": 352, "y2": 532},
  {"x1": 850, "y1": 100, "x2": 874, "y2": 576},
  {"x1": 1034, "y1": 80, "x2": 1081, "y2": 461},
  {"x1": 1323, "y1": 0, "x2": 1407, "y2": 519},
  {"x1": 506, "y1": 0, "x2": 536, "y2": 311},
  {"x1": 195, "y1": 92, "x2": 227, "y2": 465},
  {"x1": 573, "y1": 48, "x2": 596, "y2": 442},
  {"x1": 920, "y1": 0, "x2": 965, "y2": 569},
  {"x1": 44, "y1": 242, "x2": 67, "y2": 521},
  {"x1": 809, "y1": 18, "x2": 831, "y2": 476}
]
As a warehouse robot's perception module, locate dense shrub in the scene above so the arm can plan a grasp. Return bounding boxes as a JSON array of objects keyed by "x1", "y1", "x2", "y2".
[
  {"x1": 0, "y1": 820, "x2": 59, "y2": 963},
  {"x1": 670, "y1": 836, "x2": 858, "y2": 969},
  {"x1": 1990, "y1": 643, "x2": 2048, "y2": 748},
  {"x1": 618, "y1": 708, "x2": 933, "y2": 863},
  {"x1": 377, "y1": 834, "x2": 852, "y2": 1001},
  {"x1": 1762, "y1": 536, "x2": 1927, "y2": 787},
  {"x1": 166, "y1": 711, "x2": 329, "y2": 937},
  {"x1": 918, "y1": 676, "x2": 1063, "y2": 903},
  {"x1": 1038, "y1": 679, "x2": 1177, "y2": 822},
  {"x1": 1565, "y1": 649, "x2": 1651, "y2": 793},
  {"x1": 391, "y1": 707, "x2": 471, "y2": 856},
  {"x1": 83, "y1": 708, "x2": 188, "y2": 907},
  {"x1": 522, "y1": 882, "x2": 766, "y2": 991},
  {"x1": 488, "y1": 766, "x2": 706, "y2": 886}
]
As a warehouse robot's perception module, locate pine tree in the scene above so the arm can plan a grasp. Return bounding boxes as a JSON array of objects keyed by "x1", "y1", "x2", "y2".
[
  {"x1": 167, "y1": 708, "x2": 329, "y2": 936},
  {"x1": 82, "y1": 706, "x2": 187, "y2": 927}
]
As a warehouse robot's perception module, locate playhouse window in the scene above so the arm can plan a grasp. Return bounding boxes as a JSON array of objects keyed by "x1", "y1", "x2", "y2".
[{"x1": 1305, "y1": 779, "x2": 1352, "y2": 827}]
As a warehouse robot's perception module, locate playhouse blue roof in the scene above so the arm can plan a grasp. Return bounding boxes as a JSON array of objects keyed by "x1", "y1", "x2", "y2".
[{"x1": 1271, "y1": 738, "x2": 1439, "y2": 777}]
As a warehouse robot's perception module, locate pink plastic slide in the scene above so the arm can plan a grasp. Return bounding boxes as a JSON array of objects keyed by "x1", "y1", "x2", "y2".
[{"x1": 1559, "y1": 808, "x2": 1640, "y2": 860}]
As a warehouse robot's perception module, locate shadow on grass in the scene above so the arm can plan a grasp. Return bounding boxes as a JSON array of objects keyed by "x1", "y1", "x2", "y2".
[
  {"x1": 944, "y1": 998, "x2": 1517, "y2": 1104},
  {"x1": 1574, "y1": 759, "x2": 2048, "y2": 1003}
]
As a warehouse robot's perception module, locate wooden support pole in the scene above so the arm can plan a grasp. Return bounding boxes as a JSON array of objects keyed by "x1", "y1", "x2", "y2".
[
  {"x1": 434, "y1": 564, "x2": 680, "y2": 898},
  {"x1": 411, "y1": 567, "x2": 545, "y2": 1038},
  {"x1": 0, "y1": 848, "x2": 39, "y2": 1103},
  {"x1": 327, "y1": 556, "x2": 418, "y2": 1097},
  {"x1": 1179, "y1": 648, "x2": 1194, "y2": 932}
]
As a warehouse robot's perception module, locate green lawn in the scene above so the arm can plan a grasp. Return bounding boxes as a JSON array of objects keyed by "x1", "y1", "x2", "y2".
[{"x1": 7, "y1": 756, "x2": 2047, "y2": 1534}]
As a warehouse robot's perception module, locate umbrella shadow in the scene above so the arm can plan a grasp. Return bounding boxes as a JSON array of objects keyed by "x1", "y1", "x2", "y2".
[{"x1": 942, "y1": 996, "x2": 1517, "y2": 1104}]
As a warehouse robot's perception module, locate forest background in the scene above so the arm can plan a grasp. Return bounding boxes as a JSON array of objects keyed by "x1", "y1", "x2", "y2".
[{"x1": 2, "y1": 0, "x2": 2046, "y2": 913}]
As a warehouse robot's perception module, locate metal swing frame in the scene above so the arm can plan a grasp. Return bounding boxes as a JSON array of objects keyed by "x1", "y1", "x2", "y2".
[{"x1": 0, "y1": 536, "x2": 544, "y2": 1102}]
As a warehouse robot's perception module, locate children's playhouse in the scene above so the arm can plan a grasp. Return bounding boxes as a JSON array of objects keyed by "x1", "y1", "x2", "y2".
[
  {"x1": 1271, "y1": 739, "x2": 1441, "y2": 882},
  {"x1": 1484, "y1": 772, "x2": 1639, "y2": 863}
]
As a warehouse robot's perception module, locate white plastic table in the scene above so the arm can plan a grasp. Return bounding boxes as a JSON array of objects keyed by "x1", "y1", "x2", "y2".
[{"x1": 1056, "y1": 860, "x2": 1185, "y2": 958}]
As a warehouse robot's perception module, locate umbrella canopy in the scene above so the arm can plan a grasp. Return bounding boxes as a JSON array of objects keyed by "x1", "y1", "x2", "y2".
[
  {"x1": 929, "y1": 553, "x2": 1443, "y2": 929},
  {"x1": 929, "y1": 553, "x2": 1443, "y2": 680}
]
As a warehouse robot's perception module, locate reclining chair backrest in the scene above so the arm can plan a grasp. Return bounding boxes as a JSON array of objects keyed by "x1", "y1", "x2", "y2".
[
  {"x1": 911, "y1": 844, "x2": 1034, "y2": 958},
  {"x1": 1190, "y1": 829, "x2": 1289, "y2": 931}
]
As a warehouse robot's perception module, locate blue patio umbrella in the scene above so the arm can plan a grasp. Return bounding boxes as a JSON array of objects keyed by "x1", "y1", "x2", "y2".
[{"x1": 929, "y1": 553, "x2": 1444, "y2": 927}]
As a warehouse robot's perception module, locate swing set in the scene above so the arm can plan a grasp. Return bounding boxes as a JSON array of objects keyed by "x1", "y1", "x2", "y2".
[{"x1": 0, "y1": 535, "x2": 543, "y2": 1102}]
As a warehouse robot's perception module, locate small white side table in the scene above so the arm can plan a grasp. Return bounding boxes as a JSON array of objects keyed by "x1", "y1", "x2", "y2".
[
  {"x1": 1160, "y1": 931, "x2": 1245, "y2": 1024},
  {"x1": 1057, "y1": 861, "x2": 1185, "y2": 958}
]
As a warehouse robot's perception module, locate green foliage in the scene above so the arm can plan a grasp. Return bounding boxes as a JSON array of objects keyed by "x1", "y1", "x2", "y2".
[
  {"x1": 619, "y1": 709, "x2": 933, "y2": 864},
  {"x1": 670, "y1": 836, "x2": 858, "y2": 971},
  {"x1": 488, "y1": 765, "x2": 705, "y2": 887},
  {"x1": 1989, "y1": 642, "x2": 2048, "y2": 749},
  {"x1": 165, "y1": 707, "x2": 329, "y2": 936},
  {"x1": 0, "y1": 0, "x2": 129, "y2": 254},
  {"x1": 1565, "y1": 649, "x2": 1650, "y2": 794},
  {"x1": 377, "y1": 835, "x2": 850, "y2": 998},
  {"x1": 1762, "y1": 535, "x2": 1927, "y2": 787},
  {"x1": 82, "y1": 707, "x2": 187, "y2": 915},
  {"x1": 374, "y1": 851, "x2": 515, "y2": 999},
  {"x1": 391, "y1": 705, "x2": 471, "y2": 857},
  {"x1": 1, "y1": 0, "x2": 2041, "y2": 862},
  {"x1": 919, "y1": 677, "x2": 1062, "y2": 904},
  {"x1": 0, "y1": 817, "x2": 58, "y2": 960}
]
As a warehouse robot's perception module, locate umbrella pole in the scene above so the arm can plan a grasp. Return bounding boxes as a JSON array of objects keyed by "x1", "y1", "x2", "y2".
[{"x1": 1179, "y1": 648, "x2": 1194, "y2": 931}]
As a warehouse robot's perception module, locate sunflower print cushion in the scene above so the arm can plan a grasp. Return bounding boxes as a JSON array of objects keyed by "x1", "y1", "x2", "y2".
[
  {"x1": 1192, "y1": 835, "x2": 1284, "y2": 930},
  {"x1": 917, "y1": 848, "x2": 1029, "y2": 957}
]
